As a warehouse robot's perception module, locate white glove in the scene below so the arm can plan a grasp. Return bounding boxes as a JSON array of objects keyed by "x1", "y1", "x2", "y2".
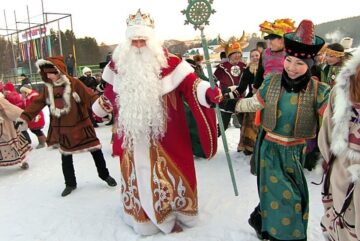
[
  {"x1": 228, "y1": 85, "x2": 237, "y2": 92},
  {"x1": 92, "y1": 95, "x2": 113, "y2": 118}
]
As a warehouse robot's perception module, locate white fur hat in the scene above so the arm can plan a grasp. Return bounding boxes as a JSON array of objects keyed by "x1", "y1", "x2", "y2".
[
  {"x1": 340, "y1": 37, "x2": 353, "y2": 50},
  {"x1": 82, "y1": 66, "x2": 92, "y2": 75}
]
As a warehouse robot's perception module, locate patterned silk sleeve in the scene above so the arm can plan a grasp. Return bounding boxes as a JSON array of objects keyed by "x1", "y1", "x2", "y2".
[
  {"x1": 234, "y1": 75, "x2": 273, "y2": 113},
  {"x1": 316, "y1": 82, "x2": 331, "y2": 117},
  {"x1": 235, "y1": 95, "x2": 264, "y2": 113}
]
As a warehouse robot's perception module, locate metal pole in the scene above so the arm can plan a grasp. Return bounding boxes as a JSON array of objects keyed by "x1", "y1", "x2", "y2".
[
  {"x1": 40, "y1": 0, "x2": 45, "y2": 59},
  {"x1": 3, "y1": 10, "x2": 17, "y2": 77},
  {"x1": 57, "y1": 20, "x2": 63, "y2": 56},
  {"x1": 41, "y1": 0, "x2": 45, "y2": 24},
  {"x1": 14, "y1": 11, "x2": 20, "y2": 68},
  {"x1": 26, "y1": 5, "x2": 33, "y2": 76},
  {"x1": 200, "y1": 27, "x2": 238, "y2": 196},
  {"x1": 69, "y1": 14, "x2": 77, "y2": 76}
]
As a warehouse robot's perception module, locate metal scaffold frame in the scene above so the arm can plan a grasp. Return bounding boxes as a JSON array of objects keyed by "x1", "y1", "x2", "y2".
[{"x1": 0, "y1": 0, "x2": 76, "y2": 84}]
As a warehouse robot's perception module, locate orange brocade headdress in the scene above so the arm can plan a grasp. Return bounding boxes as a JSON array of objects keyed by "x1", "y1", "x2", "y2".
[
  {"x1": 259, "y1": 18, "x2": 296, "y2": 37},
  {"x1": 215, "y1": 31, "x2": 249, "y2": 57}
]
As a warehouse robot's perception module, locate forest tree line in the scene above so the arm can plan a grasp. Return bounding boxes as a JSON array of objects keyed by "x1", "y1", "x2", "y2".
[{"x1": 1, "y1": 15, "x2": 359, "y2": 76}]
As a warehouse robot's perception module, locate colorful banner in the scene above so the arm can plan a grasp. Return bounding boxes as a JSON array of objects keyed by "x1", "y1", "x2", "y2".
[
  {"x1": 19, "y1": 26, "x2": 47, "y2": 43},
  {"x1": 18, "y1": 37, "x2": 50, "y2": 61}
]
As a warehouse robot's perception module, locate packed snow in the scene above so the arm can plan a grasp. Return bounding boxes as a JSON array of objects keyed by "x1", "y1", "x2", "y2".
[{"x1": 0, "y1": 108, "x2": 325, "y2": 241}]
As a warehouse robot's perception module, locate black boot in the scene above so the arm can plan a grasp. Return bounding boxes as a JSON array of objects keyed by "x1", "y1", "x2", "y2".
[
  {"x1": 61, "y1": 186, "x2": 77, "y2": 197},
  {"x1": 248, "y1": 205, "x2": 267, "y2": 240},
  {"x1": 105, "y1": 176, "x2": 117, "y2": 187}
]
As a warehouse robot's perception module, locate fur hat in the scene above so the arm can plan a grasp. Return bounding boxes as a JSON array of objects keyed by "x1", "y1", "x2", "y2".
[
  {"x1": 284, "y1": 20, "x2": 325, "y2": 60},
  {"x1": 36, "y1": 56, "x2": 68, "y2": 82},
  {"x1": 82, "y1": 66, "x2": 92, "y2": 75},
  {"x1": 126, "y1": 9, "x2": 155, "y2": 40},
  {"x1": 20, "y1": 84, "x2": 32, "y2": 94},
  {"x1": 326, "y1": 43, "x2": 345, "y2": 58},
  {"x1": 36, "y1": 56, "x2": 67, "y2": 74},
  {"x1": 193, "y1": 54, "x2": 203, "y2": 62},
  {"x1": 340, "y1": 37, "x2": 353, "y2": 50}
]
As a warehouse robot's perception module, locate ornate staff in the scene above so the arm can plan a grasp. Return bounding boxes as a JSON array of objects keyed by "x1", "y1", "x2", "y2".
[{"x1": 182, "y1": 0, "x2": 238, "y2": 196}]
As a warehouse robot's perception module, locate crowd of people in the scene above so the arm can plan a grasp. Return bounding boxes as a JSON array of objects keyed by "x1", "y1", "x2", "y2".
[{"x1": 1, "y1": 9, "x2": 360, "y2": 241}]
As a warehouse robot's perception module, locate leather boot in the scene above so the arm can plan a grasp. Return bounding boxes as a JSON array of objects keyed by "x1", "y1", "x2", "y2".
[{"x1": 61, "y1": 186, "x2": 77, "y2": 197}]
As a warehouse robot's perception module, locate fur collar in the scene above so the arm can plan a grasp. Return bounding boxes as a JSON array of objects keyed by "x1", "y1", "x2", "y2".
[
  {"x1": 45, "y1": 75, "x2": 72, "y2": 118},
  {"x1": 331, "y1": 47, "x2": 360, "y2": 160}
]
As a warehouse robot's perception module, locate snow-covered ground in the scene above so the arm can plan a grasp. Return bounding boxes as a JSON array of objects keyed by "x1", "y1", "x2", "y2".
[{"x1": 0, "y1": 109, "x2": 326, "y2": 241}]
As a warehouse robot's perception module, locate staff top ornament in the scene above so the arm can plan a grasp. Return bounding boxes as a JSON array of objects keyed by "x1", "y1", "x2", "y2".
[{"x1": 181, "y1": 0, "x2": 215, "y2": 30}]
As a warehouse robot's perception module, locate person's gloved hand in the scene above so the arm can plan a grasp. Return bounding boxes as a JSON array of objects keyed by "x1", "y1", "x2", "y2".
[
  {"x1": 206, "y1": 87, "x2": 223, "y2": 107},
  {"x1": 222, "y1": 85, "x2": 238, "y2": 99},
  {"x1": 222, "y1": 85, "x2": 237, "y2": 94},
  {"x1": 15, "y1": 118, "x2": 28, "y2": 131},
  {"x1": 92, "y1": 95, "x2": 113, "y2": 118},
  {"x1": 98, "y1": 95, "x2": 113, "y2": 113}
]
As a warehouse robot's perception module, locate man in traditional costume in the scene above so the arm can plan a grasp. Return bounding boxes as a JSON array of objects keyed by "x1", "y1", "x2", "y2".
[
  {"x1": 93, "y1": 9, "x2": 221, "y2": 235},
  {"x1": 214, "y1": 33, "x2": 248, "y2": 133},
  {"x1": 17, "y1": 56, "x2": 117, "y2": 197}
]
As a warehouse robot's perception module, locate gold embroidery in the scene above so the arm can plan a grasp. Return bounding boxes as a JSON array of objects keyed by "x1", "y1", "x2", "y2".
[
  {"x1": 283, "y1": 190, "x2": 292, "y2": 200},
  {"x1": 192, "y1": 79, "x2": 214, "y2": 158},
  {"x1": 270, "y1": 176, "x2": 278, "y2": 183},
  {"x1": 271, "y1": 201, "x2": 279, "y2": 209},
  {"x1": 294, "y1": 203, "x2": 302, "y2": 212},
  {"x1": 120, "y1": 151, "x2": 150, "y2": 223},
  {"x1": 292, "y1": 229, "x2": 301, "y2": 238},
  {"x1": 282, "y1": 217, "x2": 291, "y2": 226},
  {"x1": 270, "y1": 227, "x2": 277, "y2": 235},
  {"x1": 150, "y1": 143, "x2": 198, "y2": 224}
]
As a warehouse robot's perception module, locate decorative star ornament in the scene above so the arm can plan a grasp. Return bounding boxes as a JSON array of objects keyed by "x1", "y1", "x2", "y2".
[{"x1": 181, "y1": 0, "x2": 215, "y2": 30}]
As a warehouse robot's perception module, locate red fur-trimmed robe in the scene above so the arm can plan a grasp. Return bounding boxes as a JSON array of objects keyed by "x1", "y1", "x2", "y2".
[{"x1": 101, "y1": 54, "x2": 217, "y2": 235}]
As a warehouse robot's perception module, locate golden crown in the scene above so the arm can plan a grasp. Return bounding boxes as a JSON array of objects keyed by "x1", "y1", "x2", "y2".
[{"x1": 126, "y1": 9, "x2": 154, "y2": 28}]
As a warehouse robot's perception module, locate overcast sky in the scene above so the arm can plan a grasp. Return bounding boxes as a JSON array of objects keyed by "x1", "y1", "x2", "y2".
[{"x1": 0, "y1": 0, "x2": 359, "y2": 45}]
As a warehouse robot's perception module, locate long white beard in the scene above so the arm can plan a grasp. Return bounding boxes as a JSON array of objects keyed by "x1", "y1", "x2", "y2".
[{"x1": 112, "y1": 42, "x2": 168, "y2": 150}]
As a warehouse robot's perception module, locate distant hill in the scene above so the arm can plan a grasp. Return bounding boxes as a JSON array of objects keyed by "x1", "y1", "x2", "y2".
[{"x1": 315, "y1": 16, "x2": 360, "y2": 47}]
